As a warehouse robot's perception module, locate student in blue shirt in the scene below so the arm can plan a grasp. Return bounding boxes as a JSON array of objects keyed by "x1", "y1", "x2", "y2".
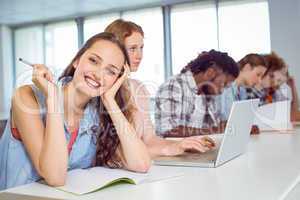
[
  {"x1": 221, "y1": 54, "x2": 267, "y2": 125},
  {"x1": 0, "y1": 32, "x2": 152, "y2": 190}
]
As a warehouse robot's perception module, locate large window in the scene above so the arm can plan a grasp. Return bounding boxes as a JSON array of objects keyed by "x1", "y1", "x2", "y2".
[
  {"x1": 12, "y1": 1, "x2": 271, "y2": 90},
  {"x1": 14, "y1": 26, "x2": 44, "y2": 87},
  {"x1": 122, "y1": 7, "x2": 164, "y2": 95},
  {"x1": 45, "y1": 21, "x2": 78, "y2": 78},
  {"x1": 171, "y1": 1, "x2": 218, "y2": 74},
  {"x1": 84, "y1": 13, "x2": 120, "y2": 41},
  {"x1": 218, "y1": 0, "x2": 271, "y2": 61}
]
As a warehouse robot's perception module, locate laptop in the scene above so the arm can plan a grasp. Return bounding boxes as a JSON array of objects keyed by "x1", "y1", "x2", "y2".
[{"x1": 154, "y1": 99, "x2": 259, "y2": 168}]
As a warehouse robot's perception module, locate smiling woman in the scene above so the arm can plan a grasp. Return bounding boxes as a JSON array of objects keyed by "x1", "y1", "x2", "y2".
[
  {"x1": 0, "y1": 32, "x2": 151, "y2": 190},
  {"x1": 60, "y1": 38, "x2": 126, "y2": 97}
]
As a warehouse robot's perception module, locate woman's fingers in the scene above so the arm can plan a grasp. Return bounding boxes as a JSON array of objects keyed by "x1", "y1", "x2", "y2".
[
  {"x1": 117, "y1": 64, "x2": 130, "y2": 84},
  {"x1": 111, "y1": 64, "x2": 130, "y2": 90},
  {"x1": 187, "y1": 136, "x2": 216, "y2": 148},
  {"x1": 201, "y1": 136, "x2": 216, "y2": 147},
  {"x1": 31, "y1": 64, "x2": 57, "y2": 97},
  {"x1": 180, "y1": 138, "x2": 211, "y2": 153},
  {"x1": 32, "y1": 64, "x2": 54, "y2": 82}
]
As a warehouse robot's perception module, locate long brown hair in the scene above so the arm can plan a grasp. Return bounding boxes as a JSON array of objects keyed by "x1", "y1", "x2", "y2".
[
  {"x1": 59, "y1": 32, "x2": 136, "y2": 167},
  {"x1": 262, "y1": 52, "x2": 287, "y2": 76},
  {"x1": 104, "y1": 19, "x2": 144, "y2": 44},
  {"x1": 238, "y1": 53, "x2": 267, "y2": 70}
]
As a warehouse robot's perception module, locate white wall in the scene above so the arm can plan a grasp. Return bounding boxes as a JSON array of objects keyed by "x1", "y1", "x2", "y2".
[
  {"x1": 268, "y1": 0, "x2": 300, "y2": 96},
  {"x1": 0, "y1": 25, "x2": 13, "y2": 119}
]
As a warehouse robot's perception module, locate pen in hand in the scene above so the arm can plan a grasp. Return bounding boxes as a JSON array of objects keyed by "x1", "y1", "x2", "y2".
[{"x1": 18, "y1": 57, "x2": 55, "y2": 84}]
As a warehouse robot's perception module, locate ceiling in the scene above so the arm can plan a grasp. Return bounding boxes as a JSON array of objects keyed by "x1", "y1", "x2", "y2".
[{"x1": 0, "y1": 0, "x2": 193, "y2": 26}]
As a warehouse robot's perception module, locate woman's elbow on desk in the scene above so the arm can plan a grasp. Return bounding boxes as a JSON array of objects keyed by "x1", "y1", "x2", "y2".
[
  {"x1": 44, "y1": 173, "x2": 67, "y2": 187},
  {"x1": 127, "y1": 158, "x2": 152, "y2": 173},
  {"x1": 39, "y1": 167, "x2": 67, "y2": 187}
]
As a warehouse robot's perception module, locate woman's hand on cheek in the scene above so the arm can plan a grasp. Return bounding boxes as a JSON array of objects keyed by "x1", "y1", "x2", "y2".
[{"x1": 101, "y1": 64, "x2": 130, "y2": 104}]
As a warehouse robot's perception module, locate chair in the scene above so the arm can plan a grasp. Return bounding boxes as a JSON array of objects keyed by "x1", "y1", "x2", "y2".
[{"x1": 0, "y1": 120, "x2": 7, "y2": 139}]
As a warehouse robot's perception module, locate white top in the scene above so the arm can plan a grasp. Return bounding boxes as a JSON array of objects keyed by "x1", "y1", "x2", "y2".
[
  {"x1": 2, "y1": 129, "x2": 300, "y2": 200},
  {"x1": 278, "y1": 83, "x2": 293, "y2": 100}
]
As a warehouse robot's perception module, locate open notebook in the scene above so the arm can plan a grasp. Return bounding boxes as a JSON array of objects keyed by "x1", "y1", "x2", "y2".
[
  {"x1": 54, "y1": 166, "x2": 183, "y2": 195},
  {"x1": 254, "y1": 100, "x2": 293, "y2": 131}
]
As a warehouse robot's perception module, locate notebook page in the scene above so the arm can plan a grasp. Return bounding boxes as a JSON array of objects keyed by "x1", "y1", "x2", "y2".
[{"x1": 55, "y1": 165, "x2": 183, "y2": 195}]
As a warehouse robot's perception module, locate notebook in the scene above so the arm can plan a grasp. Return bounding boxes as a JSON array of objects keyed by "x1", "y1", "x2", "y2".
[{"x1": 54, "y1": 166, "x2": 183, "y2": 195}]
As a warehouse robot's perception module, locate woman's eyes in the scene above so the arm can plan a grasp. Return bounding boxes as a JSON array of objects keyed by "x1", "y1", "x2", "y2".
[
  {"x1": 128, "y1": 46, "x2": 143, "y2": 52},
  {"x1": 129, "y1": 47, "x2": 137, "y2": 51},
  {"x1": 89, "y1": 57, "x2": 98, "y2": 64},
  {"x1": 257, "y1": 73, "x2": 263, "y2": 77},
  {"x1": 88, "y1": 57, "x2": 119, "y2": 76},
  {"x1": 105, "y1": 68, "x2": 117, "y2": 75}
]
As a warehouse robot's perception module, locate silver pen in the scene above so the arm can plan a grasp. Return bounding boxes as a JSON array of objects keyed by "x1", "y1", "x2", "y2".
[
  {"x1": 18, "y1": 58, "x2": 34, "y2": 67},
  {"x1": 18, "y1": 58, "x2": 57, "y2": 84}
]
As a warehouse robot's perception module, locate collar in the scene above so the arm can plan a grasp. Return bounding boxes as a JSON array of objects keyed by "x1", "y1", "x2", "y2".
[{"x1": 182, "y1": 70, "x2": 198, "y2": 94}]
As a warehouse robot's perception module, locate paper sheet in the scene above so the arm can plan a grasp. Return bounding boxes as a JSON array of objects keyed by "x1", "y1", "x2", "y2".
[{"x1": 253, "y1": 100, "x2": 293, "y2": 131}]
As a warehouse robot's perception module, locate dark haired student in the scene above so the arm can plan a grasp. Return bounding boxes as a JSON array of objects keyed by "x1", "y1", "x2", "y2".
[
  {"x1": 0, "y1": 32, "x2": 151, "y2": 190},
  {"x1": 155, "y1": 50, "x2": 239, "y2": 137}
]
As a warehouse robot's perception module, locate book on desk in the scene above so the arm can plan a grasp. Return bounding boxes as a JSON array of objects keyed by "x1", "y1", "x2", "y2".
[{"x1": 51, "y1": 166, "x2": 183, "y2": 195}]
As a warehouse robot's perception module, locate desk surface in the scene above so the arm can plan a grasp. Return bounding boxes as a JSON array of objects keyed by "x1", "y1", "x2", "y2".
[
  {"x1": 283, "y1": 182, "x2": 300, "y2": 200},
  {"x1": 2, "y1": 131, "x2": 300, "y2": 200}
]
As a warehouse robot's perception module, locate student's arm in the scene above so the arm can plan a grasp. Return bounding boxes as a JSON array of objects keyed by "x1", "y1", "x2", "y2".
[
  {"x1": 160, "y1": 125, "x2": 223, "y2": 137},
  {"x1": 141, "y1": 125, "x2": 215, "y2": 157},
  {"x1": 12, "y1": 65, "x2": 67, "y2": 186},
  {"x1": 130, "y1": 80, "x2": 215, "y2": 157},
  {"x1": 287, "y1": 77, "x2": 300, "y2": 121},
  {"x1": 101, "y1": 66, "x2": 151, "y2": 173}
]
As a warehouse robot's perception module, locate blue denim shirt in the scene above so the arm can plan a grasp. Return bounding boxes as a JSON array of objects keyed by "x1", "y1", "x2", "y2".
[
  {"x1": 220, "y1": 81, "x2": 248, "y2": 121},
  {"x1": 0, "y1": 78, "x2": 100, "y2": 190}
]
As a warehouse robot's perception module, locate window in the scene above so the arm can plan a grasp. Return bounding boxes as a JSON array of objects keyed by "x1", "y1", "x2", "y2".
[
  {"x1": 45, "y1": 21, "x2": 78, "y2": 78},
  {"x1": 171, "y1": 1, "x2": 218, "y2": 74},
  {"x1": 122, "y1": 7, "x2": 164, "y2": 96},
  {"x1": 14, "y1": 26, "x2": 44, "y2": 87},
  {"x1": 84, "y1": 13, "x2": 120, "y2": 41},
  {"x1": 218, "y1": 0, "x2": 271, "y2": 61}
]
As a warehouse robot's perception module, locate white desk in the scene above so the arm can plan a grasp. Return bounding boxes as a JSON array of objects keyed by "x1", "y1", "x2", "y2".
[
  {"x1": 283, "y1": 182, "x2": 300, "y2": 200},
  {"x1": 2, "y1": 131, "x2": 300, "y2": 200}
]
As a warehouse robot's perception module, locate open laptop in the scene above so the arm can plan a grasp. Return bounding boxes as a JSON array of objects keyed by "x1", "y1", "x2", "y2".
[{"x1": 154, "y1": 99, "x2": 259, "y2": 168}]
